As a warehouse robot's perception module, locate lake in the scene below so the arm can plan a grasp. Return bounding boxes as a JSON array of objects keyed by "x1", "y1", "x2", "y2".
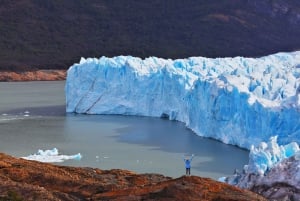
[{"x1": 0, "y1": 81, "x2": 249, "y2": 179}]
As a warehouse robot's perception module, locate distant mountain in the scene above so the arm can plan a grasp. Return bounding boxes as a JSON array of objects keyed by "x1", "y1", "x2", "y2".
[{"x1": 0, "y1": 0, "x2": 299, "y2": 71}]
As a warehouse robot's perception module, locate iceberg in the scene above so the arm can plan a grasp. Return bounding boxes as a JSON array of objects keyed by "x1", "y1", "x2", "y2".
[
  {"x1": 22, "y1": 148, "x2": 82, "y2": 163},
  {"x1": 65, "y1": 52, "x2": 300, "y2": 149}
]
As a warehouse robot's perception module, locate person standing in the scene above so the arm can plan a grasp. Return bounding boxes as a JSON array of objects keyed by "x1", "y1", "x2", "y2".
[{"x1": 183, "y1": 154, "x2": 194, "y2": 175}]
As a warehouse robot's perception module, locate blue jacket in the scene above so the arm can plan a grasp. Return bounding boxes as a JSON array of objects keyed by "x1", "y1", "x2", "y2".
[{"x1": 184, "y1": 155, "x2": 194, "y2": 168}]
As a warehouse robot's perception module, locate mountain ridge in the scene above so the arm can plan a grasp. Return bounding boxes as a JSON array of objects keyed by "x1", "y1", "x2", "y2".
[{"x1": 0, "y1": 0, "x2": 299, "y2": 71}]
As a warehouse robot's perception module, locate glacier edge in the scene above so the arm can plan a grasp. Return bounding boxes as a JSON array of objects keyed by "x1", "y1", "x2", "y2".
[{"x1": 65, "y1": 52, "x2": 300, "y2": 149}]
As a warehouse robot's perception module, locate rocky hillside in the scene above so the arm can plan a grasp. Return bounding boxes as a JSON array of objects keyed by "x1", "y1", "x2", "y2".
[
  {"x1": 0, "y1": 0, "x2": 299, "y2": 71},
  {"x1": 226, "y1": 155, "x2": 300, "y2": 201},
  {"x1": 0, "y1": 153, "x2": 267, "y2": 201},
  {"x1": 0, "y1": 70, "x2": 66, "y2": 81}
]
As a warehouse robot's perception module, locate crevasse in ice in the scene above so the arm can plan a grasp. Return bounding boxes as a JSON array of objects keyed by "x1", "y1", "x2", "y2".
[{"x1": 65, "y1": 51, "x2": 300, "y2": 149}]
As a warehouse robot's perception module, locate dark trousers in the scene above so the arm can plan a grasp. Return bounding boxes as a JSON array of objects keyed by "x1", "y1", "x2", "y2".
[{"x1": 186, "y1": 168, "x2": 190, "y2": 175}]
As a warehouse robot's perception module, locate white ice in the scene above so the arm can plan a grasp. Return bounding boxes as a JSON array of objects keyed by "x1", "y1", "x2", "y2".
[
  {"x1": 65, "y1": 51, "x2": 300, "y2": 149},
  {"x1": 244, "y1": 136, "x2": 299, "y2": 176},
  {"x1": 22, "y1": 148, "x2": 82, "y2": 163}
]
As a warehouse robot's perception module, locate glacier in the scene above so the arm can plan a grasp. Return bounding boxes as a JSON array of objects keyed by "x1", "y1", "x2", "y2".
[{"x1": 65, "y1": 51, "x2": 300, "y2": 149}]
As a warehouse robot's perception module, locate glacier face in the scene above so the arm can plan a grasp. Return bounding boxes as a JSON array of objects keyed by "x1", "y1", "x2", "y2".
[{"x1": 65, "y1": 52, "x2": 300, "y2": 149}]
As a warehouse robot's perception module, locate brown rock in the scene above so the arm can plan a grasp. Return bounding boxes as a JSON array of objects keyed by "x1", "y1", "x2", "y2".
[
  {"x1": 0, "y1": 70, "x2": 66, "y2": 81},
  {"x1": 0, "y1": 153, "x2": 267, "y2": 201}
]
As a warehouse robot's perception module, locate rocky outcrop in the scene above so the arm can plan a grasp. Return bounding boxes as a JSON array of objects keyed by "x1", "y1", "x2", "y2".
[
  {"x1": 226, "y1": 155, "x2": 300, "y2": 201},
  {"x1": 247, "y1": 0, "x2": 300, "y2": 25},
  {"x1": 0, "y1": 153, "x2": 267, "y2": 201},
  {"x1": 0, "y1": 70, "x2": 66, "y2": 81},
  {"x1": 224, "y1": 137, "x2": 300, "y2": 201}
]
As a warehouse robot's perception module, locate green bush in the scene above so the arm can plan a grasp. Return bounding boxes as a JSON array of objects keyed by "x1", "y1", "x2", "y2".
[{"x1": 0, "y1": 191, "x2": 23, "y2": 201}]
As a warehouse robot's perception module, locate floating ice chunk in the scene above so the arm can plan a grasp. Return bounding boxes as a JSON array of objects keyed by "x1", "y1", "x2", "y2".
[{"x1": 22, "y1": 148, "x2": 82, "y2": 163}]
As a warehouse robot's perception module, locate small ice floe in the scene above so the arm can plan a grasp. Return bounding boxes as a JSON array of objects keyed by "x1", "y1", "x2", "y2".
[
  {"x1": 95, "y1": 155, "x2": 100, "y2": 162},
  {"x1": 21, "y1": 148, "x2": 82, "y2": 163},
  {"x1": 24, "y1": 111, "x2": 30, "y2": 117},
  {"x1": 2, "y1": 113, "x2": 7, "y2": 116},
  {"x1": 0, "y1": 116, "x2": 24, "y2": 122}
]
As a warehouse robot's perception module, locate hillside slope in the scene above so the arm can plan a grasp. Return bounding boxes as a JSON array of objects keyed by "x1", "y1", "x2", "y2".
[
  {"x1": 0, "y1": 153, "x2": 267, "y2": 201},
  {"x1": 0, "y1": 0, "x2": 299, "y2": 70}
]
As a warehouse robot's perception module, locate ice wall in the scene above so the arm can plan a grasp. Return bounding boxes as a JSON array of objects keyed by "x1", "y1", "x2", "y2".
[{"x1": 65, "y1": 52, "x2": 300, "y2": 149}]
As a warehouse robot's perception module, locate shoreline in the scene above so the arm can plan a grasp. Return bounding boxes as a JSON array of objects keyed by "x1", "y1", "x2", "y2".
[{"x1": 0, "y1": 70, "x2": 66, "y2": 81}]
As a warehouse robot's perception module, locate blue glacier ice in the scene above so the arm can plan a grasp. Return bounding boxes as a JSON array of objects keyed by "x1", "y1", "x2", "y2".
[
  {"x1": 65, "y1": 51, "x2": 300, "y2": 149},
  {"x1": 243, "y1": 136, "x2": 299, "y2": 176}
]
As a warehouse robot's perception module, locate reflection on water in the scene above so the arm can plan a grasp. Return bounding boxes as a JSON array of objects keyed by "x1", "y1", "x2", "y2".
[{"x1": 0, "y1": 81, "x2": 249, "y2": 179}]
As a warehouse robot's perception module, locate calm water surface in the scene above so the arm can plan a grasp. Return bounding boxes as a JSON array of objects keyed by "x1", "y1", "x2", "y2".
[{"x1": 0, "y1": 81, "x2": 249, "y2": 179}]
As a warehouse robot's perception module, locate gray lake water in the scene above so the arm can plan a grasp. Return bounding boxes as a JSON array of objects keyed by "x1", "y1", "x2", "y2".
[{"x1": 0, "y1": 81, "x2": 249, "y2": 179}]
